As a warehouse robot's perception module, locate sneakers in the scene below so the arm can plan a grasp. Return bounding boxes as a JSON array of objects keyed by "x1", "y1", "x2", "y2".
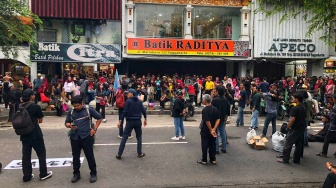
[
  {"x1": 90, "y1": 174, "x2": 97, "y2": 183},
  {"x1": 307, "y1": 126, "x2": 311, "y2": 130},
  {"x1": 71, "y1": 174, "x2": 81, "y2": 183},
  {"x1": 23, "y1": 174, "x2": 34, "y2": 182},
  {"x1": 118, "y1": 135, "x2": 134, "y2": 139},
  {"x1": 116, "y1": 155, "x2": 121, "y2": 160},
  {"x1": 179, "y1": 136, "x2": 186, "y2": 140},
  {"x1": 171, "y1": 136, "x2": 180, "y2": 141},
  {"x1": 40, "y1": 171, "x2": 52, "y2": 181},
  {"x1": 102, "y1": 119, "x2": 107, "y2": 123}
]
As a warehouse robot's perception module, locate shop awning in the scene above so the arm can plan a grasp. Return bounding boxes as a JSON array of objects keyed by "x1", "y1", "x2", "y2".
[{"x1": 0, "y1": 47, "x2": 30, "y2": 66}]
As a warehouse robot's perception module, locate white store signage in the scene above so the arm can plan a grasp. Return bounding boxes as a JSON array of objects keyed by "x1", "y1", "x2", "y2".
[
  {"x1": 253, "y1": 5, "x2": 329, "y2": 59},
  {"x1": 4, "y1": 157, "x2": 85, "y2": 170}
]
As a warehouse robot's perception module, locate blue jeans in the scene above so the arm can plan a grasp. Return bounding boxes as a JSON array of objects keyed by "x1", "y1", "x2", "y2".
[
  {"x1": 174, "y1": 117, "x2": 185, "y2": 137},
  {"x1": 262, "y1": 113, "x2": 277, "y2": 136},
  {"x1": 118, "y1": 120, "x2": 143, "y2": 156},
  {"x1": 216, "y1": 122, "x2": 226, "y2": 151},
  {"x1": 250, "y1": 110, "x2": 259, "y2": 128},
  {"x1": 236, "y1": 107, "x2": 244, "y2": 126}
]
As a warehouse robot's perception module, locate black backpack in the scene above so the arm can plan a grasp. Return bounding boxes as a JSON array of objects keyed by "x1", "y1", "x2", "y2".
[{"x1": 12, "y1": 102, "x2": 35, "y2": 135}]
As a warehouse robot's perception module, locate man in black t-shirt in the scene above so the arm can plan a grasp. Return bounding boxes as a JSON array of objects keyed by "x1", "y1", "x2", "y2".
[
  {"x1": 20, "y1": 89, "x2": 53, "y2": 182},
  {"x1": 198, "y1": 94, "x2": 220, "y2": 165},
  {"x1": 277, "y1": 92, "x2": 306, "y2": 164},
  {"x1": 236, "y1": 84, "x2": 247, "y2": 126}
]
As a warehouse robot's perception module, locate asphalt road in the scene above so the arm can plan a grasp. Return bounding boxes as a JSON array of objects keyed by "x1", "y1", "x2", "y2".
[{"x1": 0, "y1": 114, "x2": 332, "y2": 188}]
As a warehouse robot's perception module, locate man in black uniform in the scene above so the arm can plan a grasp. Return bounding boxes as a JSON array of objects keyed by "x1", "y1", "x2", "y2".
[
  {"x1": 65, "y1": 95, "x2": 102, "y2": 183},
  {"x1": 277, "y1": 92, "x2": 306, "y2": 164},
  {"x1": 116, "y1": 89, "x2": 147, "y2": 159},
  {"x1": 20, "y1": 88, "x2": 53, "y2": 182}
]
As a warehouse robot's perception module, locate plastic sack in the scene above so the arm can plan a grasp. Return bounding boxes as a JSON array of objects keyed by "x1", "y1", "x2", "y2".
[
  {"x1": 272, "y1": 131, "x2": 286, "y2": 152},
  {"x1": 246, "y1": 129, "x2": 257, "y2": 144}
]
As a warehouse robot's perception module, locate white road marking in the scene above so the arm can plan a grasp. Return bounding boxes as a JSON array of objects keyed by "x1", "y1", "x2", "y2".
[{"x1": 95, "y1": 142, "x2": 188, "y2": 146}]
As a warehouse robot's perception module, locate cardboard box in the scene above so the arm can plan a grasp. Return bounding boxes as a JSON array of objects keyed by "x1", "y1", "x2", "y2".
[{"x1": 248, "y1": 136, "x2": 268, "y2": 150}]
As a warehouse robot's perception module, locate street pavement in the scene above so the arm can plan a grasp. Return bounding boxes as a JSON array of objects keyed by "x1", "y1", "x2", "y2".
[{"x1": 0, "y1": 113, "x2": 332, "y2": 188}]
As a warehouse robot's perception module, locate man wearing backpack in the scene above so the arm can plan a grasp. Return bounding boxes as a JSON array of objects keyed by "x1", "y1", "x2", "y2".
[
  {"x1": 19, "y1": 88, "x2": 53, "y2": 182},
  {"x1": 116, "y1": 83, "x2": 133, "y2": 139},
  {"x1": 65, "y1": 95, "x2": 102, "y2": 183}
]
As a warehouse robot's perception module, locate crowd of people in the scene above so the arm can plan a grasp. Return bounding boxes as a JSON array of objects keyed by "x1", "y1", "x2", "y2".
[{"x1": 2, "y1": 71, "x2": 336, "y2": 187}]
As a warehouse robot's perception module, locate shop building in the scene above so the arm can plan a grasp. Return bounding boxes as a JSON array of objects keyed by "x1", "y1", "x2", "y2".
[
  {"x1": 324, "y1": 27, "x2": 336, "y2": 78},
  {"x1": 252, "y1": 1, "x2": 329, "y2": 79},
  {"x1": 118, "y1": 0, "x2": 252, "y2": 77},
  {"x1": 29, "y1": 0, "x2": 122, "y2": 82}
]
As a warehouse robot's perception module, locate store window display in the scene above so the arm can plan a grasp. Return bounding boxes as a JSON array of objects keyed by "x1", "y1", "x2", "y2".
[
  {"x1": 192, "y1": 6, "x2": 240, "y2": 40},
  {"x1": 135, "y1": 4, "x2": 184, "y2": 38}
]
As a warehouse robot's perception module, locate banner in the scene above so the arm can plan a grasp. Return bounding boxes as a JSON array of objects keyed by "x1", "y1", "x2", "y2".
[
  {"x1": 30, "y1": 43, "x2": 121, "y2": 63},
  {"x1": 127, "y1": 38, "x2": 249, "y2": 57}
]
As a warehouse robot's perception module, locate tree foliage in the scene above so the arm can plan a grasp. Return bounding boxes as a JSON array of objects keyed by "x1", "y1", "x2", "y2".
[
  {"x1": 0, "y1": 0, "x2": 42, "y2": 59},
  {"x1": 256, "y1": 0, "x2": 336, "y2": 45}
]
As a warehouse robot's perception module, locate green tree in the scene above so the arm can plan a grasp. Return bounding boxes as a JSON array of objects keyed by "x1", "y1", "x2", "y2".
[
  {"x1": 0, "y1": 0, "x2": 42, "y2": 58},
  {"x1": 256, "y1": 0, "x2": 336, "y2": 45}
]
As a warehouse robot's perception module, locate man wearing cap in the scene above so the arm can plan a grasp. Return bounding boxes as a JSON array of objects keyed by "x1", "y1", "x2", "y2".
[
  {"x1": 116, "y1": 89, "x2": 147, "y2": 159},
  {"x1": 65, "y1": 95, "x2": 102, "y2": 183},
  {"x1": 20, "y1": 88, "x2": 53, "y2": 182},
  {"x1": 33, "y1": 73, "x2": 44, "y2": 103}
]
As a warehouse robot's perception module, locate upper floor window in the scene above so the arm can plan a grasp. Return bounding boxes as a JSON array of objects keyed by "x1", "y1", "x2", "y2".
[{"x1": 135, "y1": 4, "x2": 184, "y2": 38}]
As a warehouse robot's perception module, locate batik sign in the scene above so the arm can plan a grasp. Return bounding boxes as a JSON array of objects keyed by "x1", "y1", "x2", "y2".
[
  {"x1": 127, "y1": 38, "x2": 249, "y2": 57},
  {"x1": 30, "y1": 43, "x2": 121, "y2": 63}
]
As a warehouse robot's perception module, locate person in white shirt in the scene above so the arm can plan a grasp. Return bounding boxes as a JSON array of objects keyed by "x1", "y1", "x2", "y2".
[{"x1": 63, "y1": 76, "x2": 75, "y2": 100}]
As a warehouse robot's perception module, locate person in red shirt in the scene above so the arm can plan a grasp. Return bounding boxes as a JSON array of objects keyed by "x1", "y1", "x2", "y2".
[{"x1": 23, "y1": 74, "x2": 31, "y2": 90}]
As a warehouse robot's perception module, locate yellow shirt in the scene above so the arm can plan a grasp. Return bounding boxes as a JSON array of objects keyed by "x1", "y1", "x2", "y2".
[{"x1": 205, "y1": 81, "x2": 215, "y2": 90}]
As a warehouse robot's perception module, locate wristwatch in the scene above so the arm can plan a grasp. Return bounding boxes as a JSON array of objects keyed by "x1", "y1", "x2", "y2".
[{"x1": 94, "y1": 128, "x2": 98, "y2": 131}]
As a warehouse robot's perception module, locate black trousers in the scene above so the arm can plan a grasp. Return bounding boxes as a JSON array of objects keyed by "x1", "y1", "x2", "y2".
[
  {"x1": 22, "y1": 138, "x2": 48, "y2": 180},
  {"x1": 8, "y1": 103, "x2": 16, "y2": 122},
  {"x1": 308, "y1": 134, "x2": 325, "y2": 142},
  {"x1": 282, "y1": 129, "x2": 304, "y2": 163},
  {"x1": 70, "y1": 136, "x2": 96, "y2": 175},
  {"x1": 118, "y1": 120, "x2": 143, "y2": 156},
  {"x1": 3, "y1": 92, "x2": 9, "y2": 108},
  {"x1": 95, "y1": 103, "x2": 105, "y2": 119},
  {"x1": 201, "y1": 136, "x2": 216, "y2": 162},
  {"x1": 322, "y1": 131, "x2": 336, "y2": 155},
  {"x1": 323, "y1": 172, "x2": 336, "y2": 188},
  {"x1": 160, "y1": 98, "x2": 170, "y2": 108},
  {"x1": 118, "y1": 108, "x2": 124, "y2": 137},
  {"x1": 155, "y1": 90, "x2": 161, "y2": 101}
]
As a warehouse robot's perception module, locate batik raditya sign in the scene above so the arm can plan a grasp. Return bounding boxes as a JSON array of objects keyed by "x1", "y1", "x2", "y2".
[{"x1": 30, "y1": 43, "x2": 121, "y2": 63}]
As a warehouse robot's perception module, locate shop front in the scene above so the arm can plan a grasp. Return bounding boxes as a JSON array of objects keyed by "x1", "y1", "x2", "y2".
[
  {"x1": 253, "y1": 3, "x2": 329, "y2": 79},
  {"x1": 30, "y1": 42, "x2": 121, "y2": 80},
  {"x1": 120, "y1": 0, "x2": 252, "y2": 77},
  {"x1": 0, "y1": 47, "x2": 31, "y2": 84},
  {"x1": 324, "y1": 58, "x2": 336, "y2": 78}
]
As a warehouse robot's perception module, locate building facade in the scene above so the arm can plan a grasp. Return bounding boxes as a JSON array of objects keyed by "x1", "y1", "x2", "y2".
[
  {"x1": 252, "y1": 0, "x2": 329, "y2": 79},
  {"x1": 119, "y1": 0, "x2": 252, "y2": 77},
  {"x1": 29, "y1": 0, "x2": 122, "y2": 81}
]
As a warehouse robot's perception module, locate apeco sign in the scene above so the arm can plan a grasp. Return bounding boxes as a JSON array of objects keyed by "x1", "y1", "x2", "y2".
[
  {"x1": 30, "y1": 43, "x2": 121, "y2": 63},
  {"x1": 259, "y1": 38, "x2": 325, "y2": 58}
]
